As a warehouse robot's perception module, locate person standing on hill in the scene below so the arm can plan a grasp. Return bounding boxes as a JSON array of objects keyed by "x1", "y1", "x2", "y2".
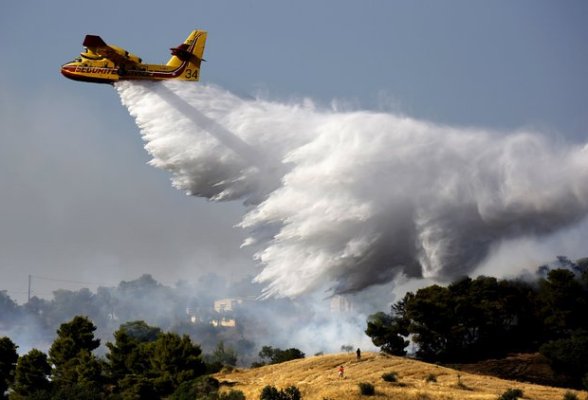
[
  {"x1": 356, "y1": 348, "x2": 361, "y2": 360},
  {"x1": 338, "y1": 365, "x2": 345, "y2": 378}
]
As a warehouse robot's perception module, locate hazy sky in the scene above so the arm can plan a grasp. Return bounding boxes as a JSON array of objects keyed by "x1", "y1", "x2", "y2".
[{"x1": 1, "y1": 1, "x2": 586, "y2": 303}]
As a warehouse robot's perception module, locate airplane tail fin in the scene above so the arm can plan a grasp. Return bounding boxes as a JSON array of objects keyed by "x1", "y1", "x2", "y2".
[{"x1": 167, "y1": 30, "x2": 207, "y2": 80}]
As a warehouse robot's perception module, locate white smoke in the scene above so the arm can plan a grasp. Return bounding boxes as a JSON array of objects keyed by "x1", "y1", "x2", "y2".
[{"x1": 116, "y1": 81, "x2": 588, "y2": 298}]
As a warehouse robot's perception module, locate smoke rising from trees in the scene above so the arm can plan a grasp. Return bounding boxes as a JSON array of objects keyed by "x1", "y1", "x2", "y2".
[
  {"x1": 117, "y1": 81, "x2": 588, "y2": 298},
  {"x1": 0, "y1": 274, "x2": 375, "y2": 362}
]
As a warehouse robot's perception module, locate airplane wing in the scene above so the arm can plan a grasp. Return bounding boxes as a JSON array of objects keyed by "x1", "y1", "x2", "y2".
[{"x1": 82, "y1": 35, "x2": 141, "y2": 67}]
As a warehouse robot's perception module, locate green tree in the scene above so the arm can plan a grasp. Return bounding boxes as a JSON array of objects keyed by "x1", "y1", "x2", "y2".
[
  {"x1": 0, "y1": 337, "x2": 18, "y2": 399},
  {"x1": 49, "y1": 380, "x2": 106, "y2": 400},
  {"x1": 10, "y1": 349, "x2": 51, "y2": 399},
  {"x1": 538, "y1": 269, "x2": 587, "y2": 337},
  {"x1": 114, "y1": 275, "x2": 183, "y2": 326},
  {"x1": 367, "y1": 275, "x2": 543, "y2": 363},
  {"x1": 340, "y1": 345, "x2": 353, "y2": 353},
  {"x1": 148, "y1": 332, "x2": 206, "y2": 397},
  {"x1": 259, "y1": 385, "x2": 301, "y2": 400},
  {"x1": 117, "y1": 320, "x2": 161, "y2": 343},
  {"x1": 281, "y1": 386, "x2": 301, "y2": 400},
  {"x1": 48, "y1": 289, "x2": 100, "y2": 326},
  {"x1": 48, "y1": 316, "x2": 102, "y2": 389},
  {"x1": 205, "y1": 341, "x2": 238, "y2": 373},
  {"x1": 75, "y1": 351, "x2": 105, "y2": 390},
  {"x1": 540, "y1": 330, "x2": 588, "y2": 388},
  {"x1": 169, "y1": 376, "x2": 245, "y2": 400},
  {"x1": 212, "y1": 341, "x2": 237, "y2": 366},
  {"x1": 169, "y1": 376, "x2": 219, "y2": 400},
  {"x1": 447, "y1": 276, "x2": 540, "y2": 359},
  {"x1": 117, "y1": 374, "x2": 159, "y2": 400},
  {"x1": 403, "y1": 284, "x2": 454, "y2": 360},
  {"x1": 365, "y1": 311, "x2": 409, "y2": 356},
  {"x1": 106, "y1": 320, "x2": 161, "y2": 385},
  {"x1": 257, "y1": 346, "x2": 305, "y2": 365},
  {"x1": 106, "y1": 323, "x2": 206, "y2": 398},
  {"x1": 0, "y1": 291, "x2": 19, "y2": 323},
  {"x1": 219, "y1": 390, "x2": 246, "y2": 400}
]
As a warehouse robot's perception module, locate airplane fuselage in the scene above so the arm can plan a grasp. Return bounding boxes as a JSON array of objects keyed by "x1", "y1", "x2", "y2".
[
  {"x1": 61, "y1": 30, "x2": 206, "y2": 84},
  {"x1": 60, "y1": 59, "x2": 199, "y2": 84}
]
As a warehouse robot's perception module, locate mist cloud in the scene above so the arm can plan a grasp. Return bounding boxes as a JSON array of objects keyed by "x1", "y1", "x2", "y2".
[{"x1": 117, "y1": 81, "x2": 588, "y2": 298}]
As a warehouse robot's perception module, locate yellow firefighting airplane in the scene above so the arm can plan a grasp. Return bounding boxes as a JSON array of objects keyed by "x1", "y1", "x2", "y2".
[{"x1": 61, "y1": 30, "x2": 207, "y2": 84}]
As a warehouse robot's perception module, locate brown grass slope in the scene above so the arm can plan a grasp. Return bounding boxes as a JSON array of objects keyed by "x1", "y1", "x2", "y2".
[{"x1": 215, "y1": 352, "x2": 587, "y2": 400}]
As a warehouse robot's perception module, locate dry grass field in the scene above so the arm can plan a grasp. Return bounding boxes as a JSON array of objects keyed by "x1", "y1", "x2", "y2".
[{"x1": 215, "y1": 352, "x2": 587, "y2": 400}]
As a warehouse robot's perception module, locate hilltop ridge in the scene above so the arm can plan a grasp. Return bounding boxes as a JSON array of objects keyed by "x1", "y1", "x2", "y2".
[{"x1": 215, "y1": 352, "x2": 587, "y2": 400}]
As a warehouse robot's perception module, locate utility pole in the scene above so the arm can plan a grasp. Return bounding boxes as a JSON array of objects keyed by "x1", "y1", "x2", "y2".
[{"x1": 27, "y1": 274, "x2": 31, "y2": 303}]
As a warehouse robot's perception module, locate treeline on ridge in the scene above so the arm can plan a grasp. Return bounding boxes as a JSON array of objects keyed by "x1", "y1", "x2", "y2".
[
  {"x1": 365, "y1": 257, "x2": 588, "y2": 389},
  {"x1": 0, "y1": 316, "x2": 307, "y2": 399},
  {"x1": 0, "y1": 316, "x2": 250, "y2": 400},
  {"x1": 0, "y1": 273, "x2": 307, "y2": 367}
]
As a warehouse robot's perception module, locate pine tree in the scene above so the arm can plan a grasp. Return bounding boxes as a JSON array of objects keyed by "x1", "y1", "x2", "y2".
[
  {"x1": 148, "y1": 332, "x2": 206, "y2": 397},
  {"x1": 0, "y1": 337, "x2": 18, "y2": 399},
  {"x1": 11, "y1": 349, "x2": 51, "y2": 399},
  {"x1": 48, "y1": 316, "x2": 101, "y2": 387}
]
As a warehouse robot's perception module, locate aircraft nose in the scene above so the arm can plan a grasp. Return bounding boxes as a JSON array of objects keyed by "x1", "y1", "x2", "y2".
[{"x1": 60, "y1": 64, "x2": 75, "y2": 79}]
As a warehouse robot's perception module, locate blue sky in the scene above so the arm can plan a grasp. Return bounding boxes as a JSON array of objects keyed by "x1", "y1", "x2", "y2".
[{"x1": 1, "y1": 1, "x2": 587, "y2": 302}]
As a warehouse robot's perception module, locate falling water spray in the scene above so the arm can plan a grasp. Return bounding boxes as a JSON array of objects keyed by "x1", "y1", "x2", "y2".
[{"x1": 117, "y1": 80, "x2": 588, "y2": 298}]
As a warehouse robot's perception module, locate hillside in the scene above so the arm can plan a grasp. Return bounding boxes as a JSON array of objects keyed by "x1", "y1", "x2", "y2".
[
  {"x1": 215, "y1": 352, "x2": 587, "y2": 400},
  {"x1": 452, "y1": 353, "x2": 559, "y2": 387}
]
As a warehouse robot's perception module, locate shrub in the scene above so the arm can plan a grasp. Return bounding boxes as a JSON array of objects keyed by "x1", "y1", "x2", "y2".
[
  {"x1": 540, "y1": 331, "x2": 588, "y2": 388},
  {"x1": 341, "y1": 345, "x2": 353, "y2": 353},
  {"x1": 258, "y1": 346, "x2": 305, "y2": 365},
  {"x1": 425, "y1": 373, "x2": 437, "y2": 383},
  {"x1": 358, "y1": 382, "x2": 375, "y2": 396},
  {"x1": 498, "y1": 388, "x2": 524, "y2": 400},
  {"x1": 169, "y1": 376, "x2": 219, "y2": 400},
  {"x1": 260, "y1": 386, "x2": 280, "y2": 400},
  {"x1": 382, "y1": 372, "x2": 398, "y2": 382},
  {"x1": 282, "y1": 386, "x2": 301, "y2": 400},
  {"x1": 259, "y1": 385, "x2": 301, "y2": 400},
  {"x1": 563, "y1": 392, "x2": 579, "y2": 400},
  {"x1": 251, "y1": 361, "x2": 266, "y2": 368},
  {"x1": 220, "y1": 390, "x2": 246, "y2": 400}
]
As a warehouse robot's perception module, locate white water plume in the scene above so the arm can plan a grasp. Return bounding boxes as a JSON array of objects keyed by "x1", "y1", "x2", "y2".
[{"x1": 116, "y1": 81, "x2": 588, "y2": 298}]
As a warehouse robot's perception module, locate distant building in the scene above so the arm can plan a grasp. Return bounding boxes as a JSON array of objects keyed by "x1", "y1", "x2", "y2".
[
  {"x1": 211, "y1": 298, "x2": 243, "y2": 328},
  {"x1": 211, "y1": 317, "x2": 237, "y2": 328},
  {"x1": 211, "y1": 297, "x2": 256, "y2": 328},
  {"x1": 185, "y1": 305, "x2": 202, "y2": 324},
  {"x1": 213, "y1": 298, "x2": 244, "y2": 313}
]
